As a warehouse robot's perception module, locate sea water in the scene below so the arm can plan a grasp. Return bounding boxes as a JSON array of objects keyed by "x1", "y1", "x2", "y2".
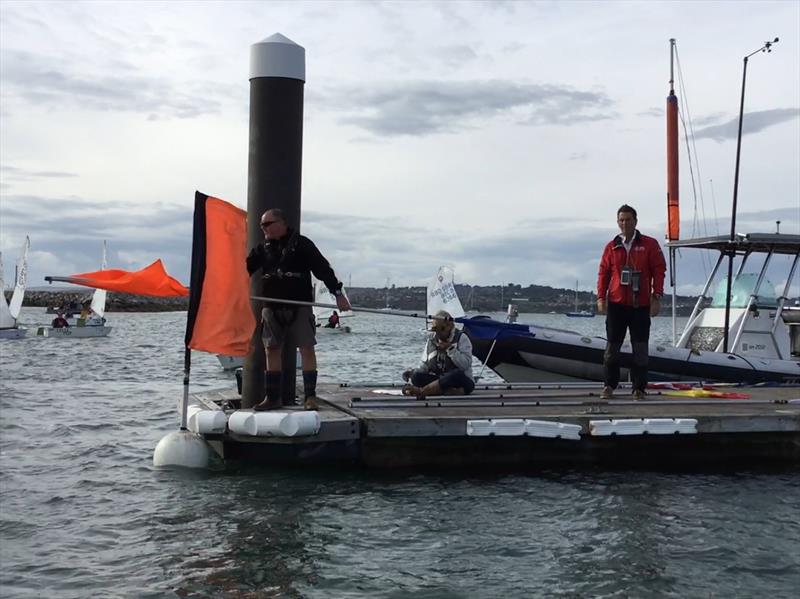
[{"x1": 1, "y1": 307, "x2": 798, "y2": 597}]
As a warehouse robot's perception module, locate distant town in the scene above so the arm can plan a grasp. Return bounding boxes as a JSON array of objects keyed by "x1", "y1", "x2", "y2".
[{"x1": 14, "y1": 283, "x2": 702, "y2": 315}]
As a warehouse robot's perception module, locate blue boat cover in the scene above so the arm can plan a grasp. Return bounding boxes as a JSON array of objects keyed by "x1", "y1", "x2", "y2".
[{"x1": 458, "y1": 316, "x2": 534, "y2": 340}]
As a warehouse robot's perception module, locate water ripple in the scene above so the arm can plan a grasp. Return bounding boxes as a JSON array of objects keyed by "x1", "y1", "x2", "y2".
[{"x1": 2, "y1": 310, "x2": 800, "y2": 597}]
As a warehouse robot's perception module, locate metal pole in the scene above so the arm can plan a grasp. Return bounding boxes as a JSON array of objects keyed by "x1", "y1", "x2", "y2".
[
  {"x1": 722, "y1": 38, "x2": 778, "y2": 353},
  {"x1": 244, "y1": 34, "x2": 306, "y2": 408}
]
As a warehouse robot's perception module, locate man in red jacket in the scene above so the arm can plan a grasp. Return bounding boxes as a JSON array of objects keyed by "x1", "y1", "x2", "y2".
[{"x1": 597, "y1": 205, "x2": 666, "y2": 399}]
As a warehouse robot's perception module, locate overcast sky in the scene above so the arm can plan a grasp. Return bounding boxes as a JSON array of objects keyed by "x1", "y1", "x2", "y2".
[{"x1": 1, "y1": 0, "x2": 798, "y2": 297}]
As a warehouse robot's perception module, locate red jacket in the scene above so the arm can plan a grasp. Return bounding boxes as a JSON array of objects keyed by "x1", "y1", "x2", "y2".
[{"x1": 597, "y1": 231, "x2": 666, "y2": 307}]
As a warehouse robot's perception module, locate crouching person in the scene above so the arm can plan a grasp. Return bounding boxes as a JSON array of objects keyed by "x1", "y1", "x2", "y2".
[{"x1": 402, "y1": 310, "x2": 475, "y2": 399}]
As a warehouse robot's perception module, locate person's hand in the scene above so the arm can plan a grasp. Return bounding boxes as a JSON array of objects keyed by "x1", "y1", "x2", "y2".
[
  {"x1": 650, "y1": 297, "x2": 661, "y2": 317},
  {"x1": 336, "y1": 294, "x2": 351, "y2": 312},
  {"x1": 402, "y1": 369, "x2": 414, "y2": 382},
  {"x1": 436, "y1": 339, "x2": 453, "y2": 350},
  {"x1": 596, "y1": 299, "x2": 607, "y2": 315}
]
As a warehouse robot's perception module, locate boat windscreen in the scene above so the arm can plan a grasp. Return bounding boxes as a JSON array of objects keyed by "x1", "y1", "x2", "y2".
[{"x1": 710, "y1": 273, "x2": 778, "y2": 308}]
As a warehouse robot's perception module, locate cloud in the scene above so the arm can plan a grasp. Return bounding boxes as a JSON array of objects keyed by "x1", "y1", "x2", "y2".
[
  {"x1": 694, "y1": 108, "x2": 800, "y2": 142},
  {"x1": 318, "y1": 80, "x2": 615, "y2": 137},
  {"x1": 1, "y1": 164, "x2": 79, "y2": 181},
  {"x1": 637, "y1": 107, "x2": 663, "y2": 118},
  {"x1": 0, "y1": 49, "x2": 228, "y2": 119}
]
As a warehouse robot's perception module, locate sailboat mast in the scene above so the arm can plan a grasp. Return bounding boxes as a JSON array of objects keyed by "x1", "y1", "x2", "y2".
[
  {"x1": 575, "y1": 280, "x2": 579, "y2": 311},
  {"x1": 667, "y1": 38, "x2": 680, "y2": 344}
]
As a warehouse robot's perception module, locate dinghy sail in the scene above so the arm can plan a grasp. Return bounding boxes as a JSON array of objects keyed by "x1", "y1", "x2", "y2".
[
  {"x1": 313, "y1": 281, "x2": 353, "y2": 332},
  {"x1": 0, "y1": 236, "x2": 30, "y2": 339},
  {"x1": 89, "y1": 240, "x2": 108, "y2": 318}
]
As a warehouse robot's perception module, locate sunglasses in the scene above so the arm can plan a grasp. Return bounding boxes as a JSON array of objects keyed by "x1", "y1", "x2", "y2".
[{"x1": 260, "y1": 220, "x2": 278, "y2": 229}]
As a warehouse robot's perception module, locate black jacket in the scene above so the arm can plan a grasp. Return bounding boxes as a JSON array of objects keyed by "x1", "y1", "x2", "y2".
[{"x1": 246, "y1": 228, "x2": 342, "y2": 302}]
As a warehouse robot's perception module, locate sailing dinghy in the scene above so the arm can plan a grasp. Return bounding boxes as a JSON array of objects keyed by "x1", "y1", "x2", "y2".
[
  {"x1": 38, "y1": 241, "x2": 112, "y2": 338},
  {"x1": 0, "y1": 236, "x2": 30, "y2": 340},
  {"x1": 313, "y1": 281, "x2": 352, "y2": 333}
]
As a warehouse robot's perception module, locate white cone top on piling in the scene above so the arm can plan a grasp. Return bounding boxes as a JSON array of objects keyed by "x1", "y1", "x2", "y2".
[{"x1": 250, "y1": 33, "x2": 305, "y2": 81}]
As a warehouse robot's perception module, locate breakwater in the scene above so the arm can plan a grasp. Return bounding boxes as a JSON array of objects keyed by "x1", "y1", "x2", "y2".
[{"x1": 10, "y1": 285, "x2": 701, "y2": 314}]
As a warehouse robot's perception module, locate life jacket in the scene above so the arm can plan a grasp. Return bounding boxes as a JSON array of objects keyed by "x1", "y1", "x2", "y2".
[{"x1": 424, "y1": 329, "x2": 463, "y2": 375}]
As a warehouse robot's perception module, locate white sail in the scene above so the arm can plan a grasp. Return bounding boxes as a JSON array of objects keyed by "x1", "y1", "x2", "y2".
[
  {"x1": 313, "y1": 281, "x2": 353, "y2": 323},
  {"x1": 8, "y1": 236, "x2": 30, "y2": 319},
  {"x1": 90, "y1": 240, "x2": 108, "y2": 317},
  {"x1": 0, "y1": 251, "x2": 15, "y2": 329},
  {"x1": 427, "y1": 265, "x2": 465, "y2": 318}
]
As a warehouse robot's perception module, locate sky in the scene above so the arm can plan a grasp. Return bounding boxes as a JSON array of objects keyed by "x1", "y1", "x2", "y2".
[{"x1": 1, "y1": 0, "x2": 799, "y2": 297}]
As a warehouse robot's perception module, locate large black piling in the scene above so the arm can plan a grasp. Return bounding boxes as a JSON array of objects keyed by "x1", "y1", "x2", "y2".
[{"x1": 243, "y1": 33, "x2": 306, "y2": 408}]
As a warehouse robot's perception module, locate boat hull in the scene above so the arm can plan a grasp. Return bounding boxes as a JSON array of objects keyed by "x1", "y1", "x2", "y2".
[
  {"x1": 464, "y1": 317, "x2": 800, "y2": 384},
  {"x1": 317, "y1": 325, "x2": 351, "y2": 334},
  {"x1": 0, "y1": 327, "x2": 27, "y2": 339},
  {"x1": 36, "y1": 326, "x2": 112, "y2": 338}
]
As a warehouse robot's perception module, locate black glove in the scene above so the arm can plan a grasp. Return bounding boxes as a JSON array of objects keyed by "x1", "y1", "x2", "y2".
[{"x1": 402, "y1": 369, "x2": 414, "y2": 382}]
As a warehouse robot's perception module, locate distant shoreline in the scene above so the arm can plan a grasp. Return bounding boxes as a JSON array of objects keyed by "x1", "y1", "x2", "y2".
[{"x1": 8, "y1": 286, "x2": 703, "y2": 315}]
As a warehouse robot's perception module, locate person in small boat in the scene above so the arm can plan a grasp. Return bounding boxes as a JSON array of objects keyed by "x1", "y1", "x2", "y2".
[
  {"x1": 86, "y1": 308, "x2": 105, "y2": 326},
  {"x1": 596, "y1": 204, "x2": 666, "y2": 400},
  {"x1": 401, "y1": 310, "x2": 475, "y2": 399},
  {"x1": 51, "y1": 312, "x2": 69, "y2": 328},
  {"x1": 247, "y1": 208, "x2": 351, "y2": 411},
  {"x1": 325, "y1": 311, "x2": 340, "y2": 329}
]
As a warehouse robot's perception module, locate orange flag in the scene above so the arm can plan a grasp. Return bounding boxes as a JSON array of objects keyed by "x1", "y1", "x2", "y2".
[
  {"x1": 185, "y1": 192, "x2": 256, "y2": 356},
  {"x1": 51, "y1": 259, "x2": 188, "y2": 297}
]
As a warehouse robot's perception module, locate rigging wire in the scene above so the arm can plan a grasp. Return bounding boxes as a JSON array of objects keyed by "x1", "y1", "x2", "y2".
[
  {"x1": 709, "y1": 178, "x2": 720, "y2": 235},
  {"x1": 674, "y1": 44, "x2": 713, "y2": 278}
]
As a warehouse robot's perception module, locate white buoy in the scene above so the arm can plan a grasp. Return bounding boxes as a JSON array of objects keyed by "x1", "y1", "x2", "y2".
[{"x1": 153, "y1": 430, "x2": 210, "y2": 469}]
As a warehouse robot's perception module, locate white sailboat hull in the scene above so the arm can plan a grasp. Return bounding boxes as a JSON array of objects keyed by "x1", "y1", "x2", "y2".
[
  {"x1": 0, "y1": 327, "x2": 27, "y2": 339},
  {"x1": 37, "y1": 326, "x2": 112, "y2": 338}
]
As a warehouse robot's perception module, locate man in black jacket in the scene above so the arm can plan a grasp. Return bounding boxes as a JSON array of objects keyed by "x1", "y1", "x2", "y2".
[{"x1": 247, "y1": 208, "x2": 351, "y2": 411}]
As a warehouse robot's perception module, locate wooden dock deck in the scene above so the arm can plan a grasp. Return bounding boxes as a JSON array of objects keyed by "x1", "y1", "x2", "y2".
[{"x1": 195, "y1": 383, "x2": 800, "y2": 468}]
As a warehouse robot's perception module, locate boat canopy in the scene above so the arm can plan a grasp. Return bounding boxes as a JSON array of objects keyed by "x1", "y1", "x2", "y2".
[{"x1": 667, "y1": 233, "x2": 800, "y2": 256}]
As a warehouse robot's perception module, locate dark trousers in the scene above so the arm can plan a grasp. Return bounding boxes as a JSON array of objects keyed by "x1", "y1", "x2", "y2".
[
  {"x1": 411, "y1": 370, "x2": 475, "y2": 394},
  {"x1": 604, "y1": 302, "x2": 651, "y2": 392}
]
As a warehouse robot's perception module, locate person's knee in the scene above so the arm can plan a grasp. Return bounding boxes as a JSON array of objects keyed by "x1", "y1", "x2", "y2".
[
  {"x1": 410, "y1": 372, "x2": 429, "y2": 386},
  {"x1": 604, "y1": 343, "x2": 622, "y2": 363},
  {"x1": 631, "y1": 342, "x2": 649, "y2": 367}
]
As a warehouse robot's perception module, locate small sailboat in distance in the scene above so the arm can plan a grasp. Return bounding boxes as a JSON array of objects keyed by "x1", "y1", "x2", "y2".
[
  {"x1": 0, "y1": 236, "x2": 30, "y2": 339},
  {"x1": 564, "y1": 280, "x2": 594, "y2": 318},
  {"x1": 38, "y1": 241, "x2": 113, "y2": 338},
  {"x1": 313, "y1": 281, "x2": 352, "y2": 333}
]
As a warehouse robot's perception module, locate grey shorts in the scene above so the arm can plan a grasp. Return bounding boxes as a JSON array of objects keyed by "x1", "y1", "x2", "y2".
[{"x1": 261, "y1": 305, "x2": 316, "y2": 349}]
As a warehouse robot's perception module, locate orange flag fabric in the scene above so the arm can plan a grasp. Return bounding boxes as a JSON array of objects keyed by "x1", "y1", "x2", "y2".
[
  {"x1": 59, "y1": 259, "x2": 189, "y2": 297},
  {"x1": 185, "y1": 192, "x2": 255, "y2": 357}
]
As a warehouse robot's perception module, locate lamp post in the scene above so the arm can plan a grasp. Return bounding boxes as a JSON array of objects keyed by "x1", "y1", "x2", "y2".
[{"x1": 722, "y1": 37, "x2": 778, "y2": 354}]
